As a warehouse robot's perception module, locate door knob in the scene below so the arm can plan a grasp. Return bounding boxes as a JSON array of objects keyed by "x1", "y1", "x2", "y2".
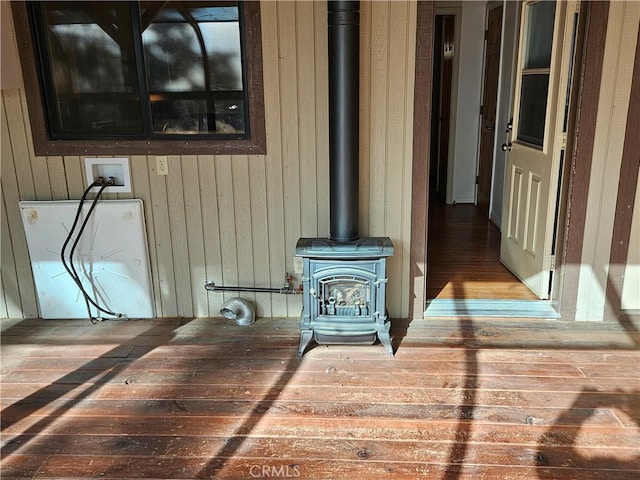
[{"x1": 501, "y1": 142, "x2": 513, "y2": 152}]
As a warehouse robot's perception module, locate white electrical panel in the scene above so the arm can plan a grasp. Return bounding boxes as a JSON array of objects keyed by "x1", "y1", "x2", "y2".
[{"x1": 20, "y1": 200, "x2": 154, "y2": 319}]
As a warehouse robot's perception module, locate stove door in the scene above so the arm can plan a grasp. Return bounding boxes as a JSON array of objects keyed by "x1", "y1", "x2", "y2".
[{"x1": 311, "y1": 263, "x2": 379, "y2": 322}]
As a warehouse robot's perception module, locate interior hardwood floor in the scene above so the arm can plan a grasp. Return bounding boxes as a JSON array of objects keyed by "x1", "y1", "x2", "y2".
[
  {"x1": 427, "y1": 202, "x2": 539, "y2": 300},
  {"x1": 2, "y1": 316, "x2": 638, "y2": 479}
]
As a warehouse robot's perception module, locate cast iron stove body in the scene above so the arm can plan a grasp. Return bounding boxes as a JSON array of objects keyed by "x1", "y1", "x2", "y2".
[{"x1": 296, "y1": 237, "x2": 394, "y2": 356}]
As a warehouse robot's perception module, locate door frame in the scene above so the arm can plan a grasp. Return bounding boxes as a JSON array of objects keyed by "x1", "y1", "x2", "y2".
[
  {"x1": 409, "y1": 0, "x2": 610, "y2": 320},
  {"x1": 476, "y1": 1, "x2": 504, "y2": 215}
]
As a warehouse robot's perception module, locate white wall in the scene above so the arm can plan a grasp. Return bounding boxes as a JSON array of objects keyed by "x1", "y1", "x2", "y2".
[{"x1": 449, "y1": 1, "x2": 486, "y2": 204}]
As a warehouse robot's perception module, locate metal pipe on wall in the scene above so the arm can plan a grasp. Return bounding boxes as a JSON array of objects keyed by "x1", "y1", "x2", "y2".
[{"x1": 204, "y1": 281, "x2": 300, "y2": 294}]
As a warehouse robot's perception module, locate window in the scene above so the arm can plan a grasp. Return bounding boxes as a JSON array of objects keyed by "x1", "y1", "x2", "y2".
[
  {"x1": 12, "y1": 1, "x2": 265, "y2": 155},
  {"x1": 516, "y1": 0, "x2": 556, "y2": 148}
]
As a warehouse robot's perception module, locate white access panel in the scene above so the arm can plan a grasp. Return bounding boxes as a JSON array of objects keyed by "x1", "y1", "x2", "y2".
[{"x1": 20, "y1": 200, "x2": 155, "y2": 319}]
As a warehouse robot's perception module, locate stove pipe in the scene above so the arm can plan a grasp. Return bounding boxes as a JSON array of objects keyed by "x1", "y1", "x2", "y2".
[{"x1": 328, "y1": 0, "x2": 359, "y2": 242}]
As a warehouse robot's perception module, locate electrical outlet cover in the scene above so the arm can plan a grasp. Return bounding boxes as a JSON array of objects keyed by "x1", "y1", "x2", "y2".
[{"x1": 20, "y1": 200, "x2": 155, "y2": 319}]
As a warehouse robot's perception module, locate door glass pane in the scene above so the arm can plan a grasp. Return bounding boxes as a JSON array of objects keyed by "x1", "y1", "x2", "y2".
[
  {"x1": 524, "y1": 1, "x2": 556, "y2": 69},
  {"x1": 36, "y1": 2, "x2": 144, "y2": 137},
  {"x1": 517, "y1": 0, "x2": 556, "y2": 147},
  {"x1": 141, "y1": 3, "x2": 246, "y2": 135},
  {"x1": 518, "y1": 74, "x2": 550, "y2": 147}
]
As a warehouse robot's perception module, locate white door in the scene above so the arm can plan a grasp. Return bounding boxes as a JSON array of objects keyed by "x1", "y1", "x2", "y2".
[{"x1": 500, "y1": 0, "x2": 578, "y2": 299}]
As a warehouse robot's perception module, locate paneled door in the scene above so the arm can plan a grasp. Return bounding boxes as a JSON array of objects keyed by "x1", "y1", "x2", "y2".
[{"x1": 500, "y1": 0, "x2": 578, "y2": 299}]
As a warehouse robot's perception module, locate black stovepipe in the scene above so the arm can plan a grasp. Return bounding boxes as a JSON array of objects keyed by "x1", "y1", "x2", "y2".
[{"x1": 328, "y1": 0, "x2": 360, "y2": 242}]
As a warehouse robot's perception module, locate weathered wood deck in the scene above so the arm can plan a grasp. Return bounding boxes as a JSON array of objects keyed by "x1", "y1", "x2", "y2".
[{"x1": 1, "y1": 316, "x2": 639, "y2": 479}]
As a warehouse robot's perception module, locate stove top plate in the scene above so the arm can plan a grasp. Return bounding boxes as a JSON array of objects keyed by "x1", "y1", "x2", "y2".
[{"x1": 296, "y1": 237, "x2": 394, "y2": 258}]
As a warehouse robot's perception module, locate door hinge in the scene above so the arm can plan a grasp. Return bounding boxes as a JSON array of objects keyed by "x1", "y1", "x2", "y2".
[
  {"x1": 544, "y1": 254, "x2": 556, "y2": 271},
  {"x1": 484, "y1": 29, "x2": 489, "y2": 40},
  {"x1": 480, "y1": 105, "x2": 484, "y2": 116},
  {"x1": 561, "y1": 133, "x2": 567, "y2": 150},
  {"x1": 475, "y1": 175, "x2": 479, "y2": 185}
]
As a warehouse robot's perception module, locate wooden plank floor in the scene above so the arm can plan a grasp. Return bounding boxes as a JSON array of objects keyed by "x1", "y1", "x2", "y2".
[
  {"x1": 428, "y1": 203, "x2": 539, "y2": 300},
  {"x1": 1, "y1": 317, "x2": 639, "y2": 479}
]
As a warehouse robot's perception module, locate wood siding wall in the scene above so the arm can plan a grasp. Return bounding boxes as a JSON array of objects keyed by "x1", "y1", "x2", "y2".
[
  {"x1": 575, "y1": 0, "x2": 640, "y2": 321},
  {"x1": 0, "y1": 1, "x2": 417, "y2": 319}
]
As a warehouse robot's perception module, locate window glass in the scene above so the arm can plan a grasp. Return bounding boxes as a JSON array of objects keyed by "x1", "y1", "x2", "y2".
[
  {"x1": 517, "y1": 74, "x2": 550, "y2": 146},
  {"x1": 523, "y1": 1, "x2": 556, "y2": 69},
  {"x1": 29, "y1": 1, "x2": 248, "y2": 140},
  {"x1": 141, "y1": 4, "x2": 245, "y2": 135},
  {"x1": 517, "y1": 0, "x2": 556, "y2": 147},
  {"x1": 38, "y1": 2, "x2": 144, "y2": 136}
]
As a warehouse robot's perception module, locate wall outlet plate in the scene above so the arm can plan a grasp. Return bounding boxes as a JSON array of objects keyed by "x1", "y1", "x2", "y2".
[
  {"x1": 84, "y1": 157, "x2": 131, "y2": 193},
  {"x1": 156, "y1": 156, "x2": 169, "y2": 175},
  {"x1": 293, "y1": 256, "x2": 304, "y2": 274}
]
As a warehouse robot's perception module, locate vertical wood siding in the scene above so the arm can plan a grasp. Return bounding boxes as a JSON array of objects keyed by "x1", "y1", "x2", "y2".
[
  {"x1": 360, "y1": 0, "x2": 417, "y2": 318},
  {"x1": 0, "y1": 1, "x2": 417, "y2": 319},
  {"x1": 621, "y1": 177, "x2": 640, "y2": 311},
  {"x1": 575, "y1": 0, "x2": 640, "y2": 320}
]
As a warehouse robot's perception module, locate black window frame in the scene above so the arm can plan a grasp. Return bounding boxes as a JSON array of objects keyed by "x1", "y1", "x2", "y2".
[{"x1": 11, "y1": 0, "x2": 266, "y2": 156}]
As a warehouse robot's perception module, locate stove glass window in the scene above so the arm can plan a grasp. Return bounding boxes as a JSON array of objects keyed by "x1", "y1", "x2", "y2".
[{"x1": 318, "y1": 275, "x2": 370, "y2": 317}]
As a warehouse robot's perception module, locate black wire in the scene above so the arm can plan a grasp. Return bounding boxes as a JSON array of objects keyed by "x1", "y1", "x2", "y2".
[
  {"x1": 61, "y1": 182, "x2": 106, "y2": 318},
  {"x1": 60, "y1": 181, "x2": 100, "y2": 318},
  {"x1": 60, "y1": 182, "x2": 99, "y2": 278},
  {"x1": 60, "y1": 181, "x2": 122, "y2": 320},
  {"x1": 68, "y1": 182, "x2": 120, "y2": 317}
]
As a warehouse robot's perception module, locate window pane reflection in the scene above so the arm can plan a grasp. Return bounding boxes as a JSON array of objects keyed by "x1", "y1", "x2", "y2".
[
  {"x1": 39, "y1": 2, "x2": 144, "y2": 136},
  {"x1": 141, "y1": 4, "x2": 245, "y2": 135},
  {"x1": 524, "y1": 1, "x2": 556, "y2": 69},
  {"x1": 517, "y1": 74, "x2": 549, "y2": 147}
]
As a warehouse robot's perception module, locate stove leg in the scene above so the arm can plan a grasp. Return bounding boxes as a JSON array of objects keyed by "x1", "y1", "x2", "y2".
[
  {"x1": 378, "y1": 331, "x2": 394, "y2": 357},
  {"x1": 298, "y1": 330, "x2": 313, "y2": 357}
]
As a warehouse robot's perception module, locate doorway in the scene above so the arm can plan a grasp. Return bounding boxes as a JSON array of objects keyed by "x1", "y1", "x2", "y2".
[
  {"x1": 430, "y1": 14, "x2": 456, "y2": 204},
  {"x1": 427, "y1": 3, "x2": 530, "y2": 304},
  {"x1": 410, "y1": 1, "x2": 608, "y2": 321},
  {"x1": 425, "y1": 1, "x2": 577, "y2": 317}
]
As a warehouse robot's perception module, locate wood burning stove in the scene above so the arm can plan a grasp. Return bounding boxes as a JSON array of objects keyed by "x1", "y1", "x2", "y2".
[
  {"x1": 296, "y1": 1, "x2": 394, "y2": 356},
  {"x1": 296, "y1": 238, "x2": 394, "y2": 356}
]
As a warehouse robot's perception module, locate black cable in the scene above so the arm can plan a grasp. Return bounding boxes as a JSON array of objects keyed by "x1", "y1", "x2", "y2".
[
  {"x1": 60, "y1": 181, "x2": 122, "y2": 321},
  {"x1": 61, "y1": 181, "x2": 112, "y2": 319},
  {"x1": 60, "y1": 182, "x2": 99, "y2": 275},
  {"x1": 69, "y1": 182, "x2": 120, "y2": 317},
  {"x1": 60, "y1": 181, "x2": 100, "y2": 318}
]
